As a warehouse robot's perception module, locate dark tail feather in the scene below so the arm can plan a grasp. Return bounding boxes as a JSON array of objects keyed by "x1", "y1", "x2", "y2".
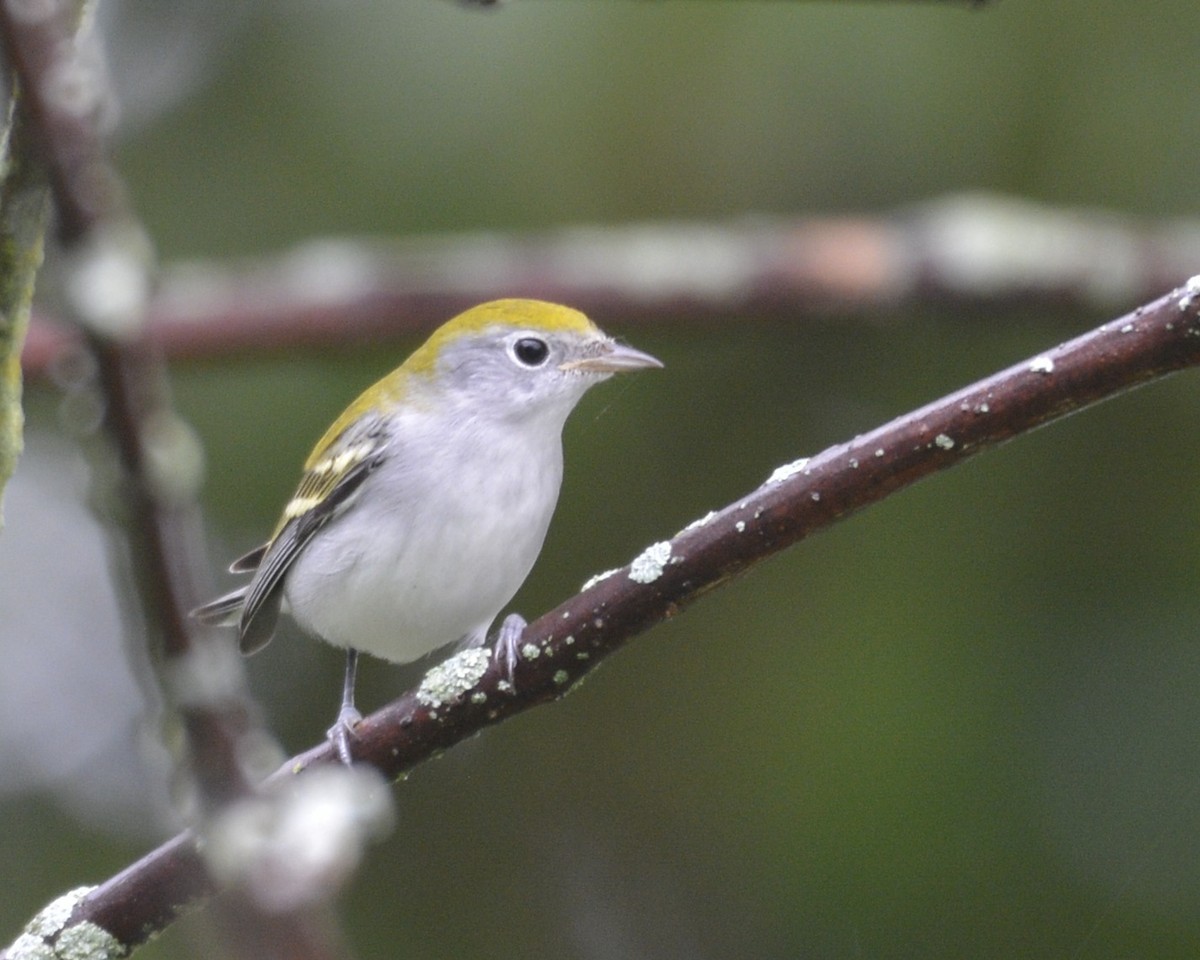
[
  {"x1": 191, "y1": 584, "x2": 281, "y2": 656},
  {"x1": 190, "y1": 588, "x2": 246, "y2": 627},
  {"x1": 239, "y1": 587, "x2": 283, "y2": 655}
]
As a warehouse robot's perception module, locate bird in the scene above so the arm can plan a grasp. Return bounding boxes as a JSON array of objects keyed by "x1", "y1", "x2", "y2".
[{"x1": 192, "y1": 299, "x2": 662, "y2": 762}]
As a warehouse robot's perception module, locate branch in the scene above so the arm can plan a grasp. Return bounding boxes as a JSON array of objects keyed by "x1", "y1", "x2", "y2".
[
  {"x1": 21, "y1": 196, "x2": 1200, "y2": 376},
  {"x1": 0, "y1": 2, "x2": 355, "y2": 957},
  {"x1": 9, "y1": 278, "x2": 1198, "y2": 958}
]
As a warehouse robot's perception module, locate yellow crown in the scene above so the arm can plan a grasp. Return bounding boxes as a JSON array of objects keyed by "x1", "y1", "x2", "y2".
[{"x1": 304, "y1": 300, "x2": 597, "y2": 470}]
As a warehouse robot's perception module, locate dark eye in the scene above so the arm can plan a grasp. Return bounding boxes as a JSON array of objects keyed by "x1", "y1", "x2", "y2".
[{"x1": 512, "y1": 337, "x2": 550, "y2": 367}]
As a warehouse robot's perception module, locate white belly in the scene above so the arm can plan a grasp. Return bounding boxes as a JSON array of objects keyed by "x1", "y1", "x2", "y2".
[{"x1": 283, "y1": 424, "x2": 563, "y2": 663}]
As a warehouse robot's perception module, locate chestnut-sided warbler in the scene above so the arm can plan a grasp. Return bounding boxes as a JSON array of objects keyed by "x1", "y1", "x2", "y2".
[{"x1": 193, "y1": 299, "x2": 661, "y2": 762}]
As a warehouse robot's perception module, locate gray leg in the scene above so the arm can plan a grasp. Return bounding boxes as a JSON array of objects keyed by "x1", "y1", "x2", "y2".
[{"x1": 327, "y1": 648, "x2": 363, "y2": 765}]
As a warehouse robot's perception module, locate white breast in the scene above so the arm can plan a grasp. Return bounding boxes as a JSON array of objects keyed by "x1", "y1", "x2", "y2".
[{"x1": 282, "y1": 409, "x2": 565, "y2": 664}]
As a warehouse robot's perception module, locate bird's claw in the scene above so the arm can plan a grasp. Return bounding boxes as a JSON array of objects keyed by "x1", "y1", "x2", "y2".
[
  {"x1": 492, "y1": 612, "x2": 527, "y2": 686},
  {"x1": 327, "y1": 704, "x2": 363, "y2": 766}
]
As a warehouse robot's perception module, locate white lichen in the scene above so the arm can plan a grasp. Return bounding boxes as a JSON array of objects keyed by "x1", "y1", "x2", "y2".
[
  {"x1": 5, "y1": 932, "x2": 52, "y2": 960},
  {"x1": 681, "y1": 510, "x2": 718, "y2": 533},
  {"x1": 8, "y1": 888, "x2": 105, "y2": 960},
  {"x1": 1178, "y1": 274, "x2": 1200, "y2": 311},
  {"x1": 580, "y1": 567, "x2": 620, "y2": 591},
  {"x1": 934, "y1": 434, "x2": 955, "y2": 450},
  {"x1": 26, "y1": 889, "x2": 94, "y2": 940},
  {"x1": 628, "y1": 541, "x2": 673, "y2": 584},
  {"x1": 47, "y1": 922, "x2": 123, "y2": 960},
  {"x1": 416, "y1": 648, "x2": 491, "y2": 708},
  {"x1": 520, "y1": 643, "x2": 541, "y2": 661},
  {"x1": 1028, "y1": 355, "x2": 1055, "y2": 374},
  {"x1": 735, "y1": 520, "x2": 746, "y2": 533},
  {"x1": 766, "y1": 457, "x2": 810, "y2": 485}
]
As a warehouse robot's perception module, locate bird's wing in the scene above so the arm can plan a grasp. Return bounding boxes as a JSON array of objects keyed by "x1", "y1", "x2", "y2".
[{"x1": 238, "y1": 415, "x2": 389, "y2": 654}]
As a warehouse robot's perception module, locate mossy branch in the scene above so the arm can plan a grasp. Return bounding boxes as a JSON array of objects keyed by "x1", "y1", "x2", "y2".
[{"x1": 0, "y1": 97, "x2": 48, "y2": 523}]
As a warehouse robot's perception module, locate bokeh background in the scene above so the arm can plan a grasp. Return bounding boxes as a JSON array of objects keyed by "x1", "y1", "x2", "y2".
[{"x1": 5, "y1": 1, "x2": 1200, "y2": 957}]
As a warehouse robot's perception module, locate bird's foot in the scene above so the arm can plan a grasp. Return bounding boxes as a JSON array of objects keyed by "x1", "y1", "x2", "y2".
[
  {"x1": 327, "y1": 704, "x2": 363, "y2": 766},
  {"x1": 492, "y1": 612, "x2": 528, "y2": 686}
]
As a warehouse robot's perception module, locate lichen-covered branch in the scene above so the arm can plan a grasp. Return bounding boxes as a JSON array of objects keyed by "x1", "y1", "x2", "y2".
[{"x1": 8, "y1": 278, "x2": 1197, "y2": 959}]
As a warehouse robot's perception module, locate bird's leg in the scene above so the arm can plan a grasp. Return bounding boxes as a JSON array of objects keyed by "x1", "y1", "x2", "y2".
[
  {"x1": 492, "y1": 612, "x2": 528, "y2": 685},
  {"x1": 327, "y1": 648, "x2": 363, "y2": 765}
]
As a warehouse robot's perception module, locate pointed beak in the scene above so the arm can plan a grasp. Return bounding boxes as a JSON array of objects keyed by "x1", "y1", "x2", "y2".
[{"x1": 559, "y1": 341, "x2": 664, "y2": 374}]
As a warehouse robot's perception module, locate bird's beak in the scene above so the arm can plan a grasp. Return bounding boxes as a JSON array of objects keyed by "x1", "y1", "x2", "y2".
[{"x1": 560, "y1": 342, "x2": 664, "y2": 374}]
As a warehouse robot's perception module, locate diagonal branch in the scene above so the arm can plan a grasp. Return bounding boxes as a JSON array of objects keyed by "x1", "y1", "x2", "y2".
[{"x1": 9, "y1": 278, "x2": 1198, "y2": 958}]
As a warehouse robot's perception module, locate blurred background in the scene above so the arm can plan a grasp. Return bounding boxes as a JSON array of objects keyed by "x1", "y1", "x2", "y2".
[{"x1": 5, "y1": 0, "x2": 1200, "y2": 957}]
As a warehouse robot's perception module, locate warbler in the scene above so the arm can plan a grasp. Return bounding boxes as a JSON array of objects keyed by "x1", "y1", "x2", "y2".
[{"x1": 193, "y1": 299, "x2": 661, "y2": 762}]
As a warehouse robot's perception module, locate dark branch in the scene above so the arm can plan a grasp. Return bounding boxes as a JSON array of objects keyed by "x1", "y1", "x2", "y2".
[{"x1": 10, "y1": 280, "x2": 1196, "y2": 958}]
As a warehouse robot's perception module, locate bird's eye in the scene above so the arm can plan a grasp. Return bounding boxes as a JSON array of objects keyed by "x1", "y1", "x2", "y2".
[{"x1": 512, "y1": 337, "x2": 550, "y2": 367}]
